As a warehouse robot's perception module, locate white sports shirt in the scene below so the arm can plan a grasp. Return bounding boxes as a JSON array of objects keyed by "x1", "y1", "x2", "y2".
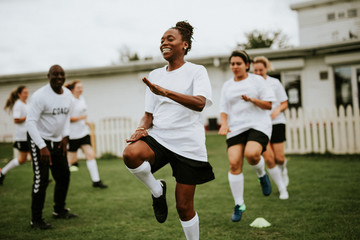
[
  {"x1": 69, "y1": 95, "x2": 89, "y2": 140},
  {"x1": 12, "y1": 99, "x2": 28, "y2": 141},
  {"x1": 266, "y1": 76, "x2": 288, "y2": 125},
  {"x1": 26, "y1": 84, "x2": 72, "y2": 149},
  {"x1": 220, "y1": 73, "x2": 276, "y2": 139},
  {"x1": 145, "y1": 62, "x2": 213, "y2": 162}
]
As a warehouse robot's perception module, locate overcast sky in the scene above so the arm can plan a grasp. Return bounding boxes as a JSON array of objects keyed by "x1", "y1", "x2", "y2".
[{"x1": 0, "y1": 0, "x2": 305, "y2": 75}]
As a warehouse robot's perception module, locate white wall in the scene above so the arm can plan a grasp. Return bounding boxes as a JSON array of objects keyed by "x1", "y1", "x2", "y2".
[{"x1": 297, "y1": 1, "x2": 360, "y2": 46}]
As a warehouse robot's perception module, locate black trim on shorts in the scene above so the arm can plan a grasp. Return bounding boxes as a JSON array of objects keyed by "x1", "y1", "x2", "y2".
[
  {"x1": 140, "y1": 136, "x2": 215, "y2": 185},
  {"x1": 68, "y1": 135, "x2": 91, "y2": 152},
  {"x1": 13, "y1": 141, "x2": 30, "y2": 152},
  {"x1": 270, "y1": 124, "x2": 286, "y2": 143},
  {"x1": 226, "y1": 129, "x2": 269, "y2": 153}
]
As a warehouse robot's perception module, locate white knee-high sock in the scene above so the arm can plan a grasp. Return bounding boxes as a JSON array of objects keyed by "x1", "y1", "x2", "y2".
[
  {"x1": 251, "y1": 156, "x2": 266, "y2": 178},
  {"x1": 86, "y1": 159, "x2": 100, "y2": 182},
  {"x1": 180, "y1": 212, "x2": 199, "y2": 240},
  {"x1": 277, "y1": 159, "x2": 287, "y2": 171},
  {"x1": 228, "y1": 172, "x2": 244, "y2": 206},
  {"x1": 267, "y1": 165, "x2": 286, "y2": 191},
  {"x1": 127, "y1": 161, "x2": 162, "y2": 197},
  {"x1": 1, "y1": 158, "x2": 20, "y2": 175}
]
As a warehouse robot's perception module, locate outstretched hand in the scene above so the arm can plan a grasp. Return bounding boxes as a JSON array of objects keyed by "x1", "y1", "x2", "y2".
[{"x1": 142, "y1": 77, "x2": 168, "y2": 97}]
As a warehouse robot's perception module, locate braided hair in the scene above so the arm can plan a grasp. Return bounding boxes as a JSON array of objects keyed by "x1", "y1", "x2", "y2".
[{"x1": 171, "y1": 21, "x2": 194, "y2": 55}]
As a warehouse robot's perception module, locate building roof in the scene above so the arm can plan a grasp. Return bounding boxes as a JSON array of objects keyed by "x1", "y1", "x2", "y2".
[
  {"x1": 1, "y1": 39, "x2": 360, "y2": 84},
  {"x1": 291, "y1": 0, "x2": 353, "y2": 11}
]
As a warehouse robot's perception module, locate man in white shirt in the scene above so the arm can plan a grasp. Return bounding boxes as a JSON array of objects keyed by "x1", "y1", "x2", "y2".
[{"x1": 26, "y1": 65, "x2": 77, "y2": 230}]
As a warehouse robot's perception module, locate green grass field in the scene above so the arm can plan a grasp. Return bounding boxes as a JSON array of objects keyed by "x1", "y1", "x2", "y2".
[{"x1": 0, "y1": 134, "x2": 359, "y2": 240}]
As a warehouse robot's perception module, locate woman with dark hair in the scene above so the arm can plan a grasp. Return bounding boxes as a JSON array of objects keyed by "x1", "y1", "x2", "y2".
[
  {"x1": 123, "y1": 21, "x2": 214, "y2": 240},
  {"x1": 253, "y1": 56, "x2": 289, "y2": 200},
  {"x1": 218, "y1": 50, "x2": 275, "y2": 222},
  {"x1": 1, "y1": 86, "x2": 30, "y2": 185},
  {"x1": 65, "y1": 80, "x2": 107, "y2": 188}
]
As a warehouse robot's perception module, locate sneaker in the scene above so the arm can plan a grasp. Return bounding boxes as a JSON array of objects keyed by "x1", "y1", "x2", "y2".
[
  {"x1": 0, "y1": 172, "x2": 5, "y2": 185},
  {"x1": 152, "y1": 180, "x2": 168, "y2": 223},
  {"x1": 259, "y1": 174, "x2": 272, "y2": 196},
  {"x1": 279, "y1": 189, "x2": 289, "y2": 200},
  {"x1": 232, "y1": 203, "x2": 246, "y2": 222},
  {"x1": 52, "y1": 208, "x2": 78, "y2": 219},
  {"x1": 93, "y1": 181, "x2": 108, "y2": 189},
  {"x1": 30, "y1": 219, "x2": 52, "y2": 230},
  {"x1": 69, "y1": 165, "x2": 79, "y2": 172},
  {"x1": 282, "y1": 167, "x2": 289, "y2": 187}
]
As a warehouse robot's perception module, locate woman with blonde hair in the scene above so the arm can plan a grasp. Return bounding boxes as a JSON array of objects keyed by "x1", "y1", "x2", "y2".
[
  {"x1": 1, "y1": 86, "x2": 30, "y2": 185},
  {"x1": 65, "y1": 80, "x2": 107, "y2": 188},
  {"x1": 253, "y1": 56, "x2": 289, "y2": 200}
]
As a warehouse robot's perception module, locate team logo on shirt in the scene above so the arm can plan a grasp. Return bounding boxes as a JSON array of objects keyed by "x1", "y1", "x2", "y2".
[{"x1": 52, "y1": 107, "x2": 69, "y2": 115}]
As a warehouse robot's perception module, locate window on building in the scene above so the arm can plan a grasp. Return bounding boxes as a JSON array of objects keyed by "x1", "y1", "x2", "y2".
[
  {"x1": 327, "y1": 12, "x2": 336, "y2": 21},
  {"x1": 338, "y1": 12, "x2": 345, "y2": 19},
  {"x1": 334, "y1": 66, "x2": 352, "y2": 108},
  {"x1": 348, "y1": 9, "x2": 358, "y2": 18},
  {"x1": 282, "y1": 71, "x2": 302, "y2": 109}
]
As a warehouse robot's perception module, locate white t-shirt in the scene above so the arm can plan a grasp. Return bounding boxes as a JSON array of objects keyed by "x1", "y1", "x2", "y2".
[
  {"x1": 26, "y1": 84, "x2": 73, "y2": 149},
  {"x1": 69, "y1": 95, "x2": 89, "y2": 139},
  {"x1": 145, "y1": 62, "x2": 212, "y2": 162},
  {"x1": 12, "y1": 99, "x2": 28, "y2": 141},
  {"x1": 220, "y1": 73, "x2": 276, "y2": 139},
  {"x1": 266, "y1": 76, "x2": 288, "y2": 125}
]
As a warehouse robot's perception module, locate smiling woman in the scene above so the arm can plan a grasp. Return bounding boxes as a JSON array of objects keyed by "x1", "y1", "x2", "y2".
[{"x1": 122, "y1": 21, "x2": 214, "y2": 240}]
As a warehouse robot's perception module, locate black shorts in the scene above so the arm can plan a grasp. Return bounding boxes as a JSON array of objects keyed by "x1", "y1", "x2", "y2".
[
  {"x1": 141, "y1": 136, "x2": 215, "y2": 185},
  {"x1": 226, "y1": 129, "x2": 269, "y2": 153},
  {"x1": 270, "y1": 124, "x2": 286, "y2": 143},
  {"x1": 68, "y1": 135, "x2": 91, "y2": 152},
  {"x1": 13, "y1": 141, "x2": 29, "y2": 152}
]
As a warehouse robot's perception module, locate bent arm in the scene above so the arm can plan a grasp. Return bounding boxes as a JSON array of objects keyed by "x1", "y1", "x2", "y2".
[
  {"x1": 14, "y1": 116, "x2": 26, "y2": 124},
  {"x1": 242, "y1": 95, "x2": 272, "y2": 110},
  {"x1": 271, "y1": 100, "x2": 288, "y2": 119},
  {"x1": 143, "y1": 77, "x2": 206, "y2": 111}
]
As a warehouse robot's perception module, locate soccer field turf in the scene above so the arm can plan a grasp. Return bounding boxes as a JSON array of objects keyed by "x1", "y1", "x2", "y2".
[{"x1": 0, "y1": 134, "x2": 359, "y2": 240}]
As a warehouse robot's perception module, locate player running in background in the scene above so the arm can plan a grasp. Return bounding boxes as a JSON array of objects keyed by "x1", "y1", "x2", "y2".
[
  {"x1": 65, "y1": 80, "x2": 107, "y2": 189},
  {"x1": 1, "y1": 86, "x2": 30, "y2": 185},
  {"x1": 253, "y1": 56, "x2": 289, "y2": 200},
  {"x1": 218, "y1": 50, "x2": 275, "y2": 222}
]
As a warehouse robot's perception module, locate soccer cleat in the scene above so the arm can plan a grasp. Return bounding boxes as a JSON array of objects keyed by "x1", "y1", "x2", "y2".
[
  {"x1": 93, "y1": 181, "x2": 108, "y2": 189},
  {"x1": 30, "y1": 219, "x2": 53, "y2": 230},
  {"x1": 282, "y1": 167, "x2": 289, "y2": 187},
  {"x1": 0, "y1": 172, "x2": 5, "y2": 185},
  {"x1": 69, "y1": 165, "x2": 79, "y2": 172},
  {"x1": 152, "y1": 180, "x2": 168, "y2": 223},
  {"x1": 52, "y1": 208, "x2": 78, "y2": 219},
  {"x1": 232, "y1": 203, "x2": 246, "y2": 222},
  {"x1": 279, "y1": 189, "x2": 289, "y2": 200},
  {"x1": 259, "y1": 174, "x2": 272, "y2": 196}
]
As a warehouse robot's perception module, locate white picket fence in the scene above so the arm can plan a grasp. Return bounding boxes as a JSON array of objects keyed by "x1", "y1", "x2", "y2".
[
  {"x1": 94, "y1": 117, "x2": 137, "y2": 157},
  {"x1": 91, "y1": 106, "x2": 360, "y2": 157},
  {"x1": 284, "y1": 105, "x2": 360, "y2": 154}
]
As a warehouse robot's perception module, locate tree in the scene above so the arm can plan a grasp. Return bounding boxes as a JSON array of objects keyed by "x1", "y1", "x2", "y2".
[
  {"x1": 118, "y1": 45, "x2": 140, "y2": 63},
  {"x1": 237, "y1": 30, "x2": 290, "y2": 50}
]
